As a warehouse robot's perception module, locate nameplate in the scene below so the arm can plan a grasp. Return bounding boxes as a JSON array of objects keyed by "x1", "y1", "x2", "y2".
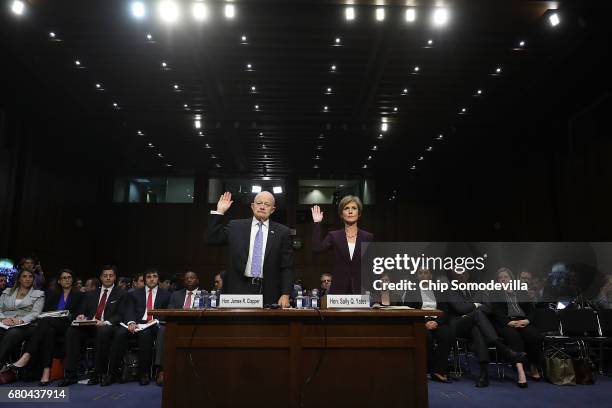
[
  {"x1": 326, "y1": 294, "x2": 371, "y2": 309},
  {"x1": 219, "y1": 294, "x2": 264, "y2": 308}
]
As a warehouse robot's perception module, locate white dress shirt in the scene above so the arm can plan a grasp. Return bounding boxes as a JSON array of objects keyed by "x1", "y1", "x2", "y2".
[
  {"x1": 183, "y1": 287, "x2": 199, "y2": 309},
  {"x1": 97, "y1": 284, "x2": 114, "y2": 322},
  {"x1": 244, "y1": 217, "x2": 269, "y2": 278},
  {"x1": 141, "y1": 286, "x2": 158, "y2": 321},
  {"x1": 348, "y1": 242, "x2": 356, "y2": 260}
]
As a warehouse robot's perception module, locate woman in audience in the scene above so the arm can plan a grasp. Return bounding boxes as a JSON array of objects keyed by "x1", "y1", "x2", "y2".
[
  {"x1": 311, "y1": 196, "x2": 373, "y2": 294},
  {"x1": 0, "y1": 269, "x2": 45, "y2": 368},
  {"x1": 7, "y1": 269, "x2": 83, "y2": 385},
  {"x1": 492, "y1": 267, "x2": 543, "y2": 388},
  {"x1": 406, "y1": 268, "x2": 454, "y2": 383}
]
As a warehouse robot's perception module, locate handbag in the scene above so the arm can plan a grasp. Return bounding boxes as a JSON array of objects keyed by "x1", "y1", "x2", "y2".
[
  {"x1": 544, "y1": 348, "x2": 576, "y2": 385},
  {"x1": 0, "y1": 368, "x2": 17, "y2": 385},
  {"x1": 572, "y1": 341, "x2": 596, "y2": 385},
  {"x1": 121, "y1": 351, "x2": 139, "y2": 383}
]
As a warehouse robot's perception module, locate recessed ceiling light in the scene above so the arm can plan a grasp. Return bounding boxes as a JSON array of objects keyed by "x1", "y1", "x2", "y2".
[
  {"x1": 477, "y1": 89, "x2": 482, "y2": 95},
  {"x1": 166, "y1": 163, "x2": 173, "y2": 167},
  {"x1": 313, "y1": 164, "x2": 319, "y2": 169},
  {"x1": 131, "y1": 1, "x2": 146, "y2": 19},
  {"x1": 428, "y1": 39, "x2": 434, "y2": 45},
  {"x1": 198, "y1": 131, "x2": 204, "y2": 136},
  {"x1": 75, "y1": 60, "x2": 81, "y2": 66},
  {"x1": 95, "y1": 83, "x2": 101, "y2": 89},
  {"x1": 330, "y1": 64, "x2": 337, "y2": 72},
  {"x1": 184, "y1": 104, "x2": 189, "y2": 108},
  {"x1": 335, "y1": 37, "x2": 341, "y2": 45},
  {"x1": 246, "y1": 63, "x2": 252, "y2": 70},
  {"x1": 418, "y1": 156, "x2": 424, "y2": 161},
  {"x1": 376, "y1": 8, "x2": 385, "y2": 21},
  {"x1": 158, "y1": 153, "x2": 163, "y2": 157},
  {"x1": 432, "y1": 8, "x2": 449, "y2": 26},
  {"x1": 495, "y1": 67, "x2": 502, "y2": 73},
  {"x1": 461, "y1": 108, "x2": 467, "y2": 113},
  {"x1": 264, "y1": 154, "x2": 268, "y2": 158},
  {"x1": 204, "y1": 143, "x2": 211, "y2": 148},
  {"x1": 161, "y1": 62, "x2": 167, "y2": 68},
  {"x1": 215, "y1": 163, "x2": 221, "y2": 168},
  {"x1": 194, "y1": 120, "x2": 201, "y2": 129},
  {"x1": 362, "y1": 164, "x2": 368, "y2": 169},
  {"x1": 519, "y1": 40, "x2": 526, "y2": 47},
  {"x1": 49, "y1": 32, "x2": 56, "y2": 38},
  {"x1": 254, "y1": 105, "x2": 259, "y2": 111},
  {"x1": 393, "y1": 107, "x2": 398, "y2": 112},
  {"x1": 11, "y1": 1, "x2": 25, "y2": 15},
  {"x1": 411, "y1": 165, "x2": 416, "y2": 170},
  {"x1": 146, "y1": 33, "x2": 153, "y2": 40},
  {"x1": 372, "y1": 145, "x2": 378, "y2": 151},
  {"x1": 261, "y1": 144, "x2": 266, "y2": 149},
  {"x1": 549, "y1": 13, "x2": 560, "y2": 27},
  {"x1": 315, "y1": 155, "x2": 320, "y2": 160},
  {"x1": 259, "y1": 132, "x2": 263, "y2": 137},
  {"x1": 113, "y1": 102, "x2": 118, "y2": 107},
  {"x1": 367, "y1": 155, "x2": 372, "y2": 160},
  {"x1": 224, "y1": 4, "x2": 235, "y2": 19},
  {"x1": 241, "y1": 35, "x2": 247, "y2": 42},
  {"x1": 345, "y1": 7, "x2": 355, "y2": 21},
  {"x1": 148, "y1": 142, "x2": 154, "y2": 147},
  {"x1": 323, "y1": 106, "x2": 328, "y2": 112},
  {"x1": 251, "y1": 86, "x2": 256, "y2": 92},
  {"x1": 326, "y1": 87, "x2": 332, "y2": 94},
  {"x1": 426, "y1": 146, "x2": 433, "y2": 152},
  {"x1": 192, "y1": 2, "x2": 209, "y2": 21},
  {"x1": 273, "y1": 186, "x2": 283, "y2": 194},
  {"x1": 405, "y1": 8, "x2": 416, "y2": 22},
  {"x1": 377, "y1": 133, "x2": 383, "y2": 140},
  {"x1": 158, "y1": 1, "x2": 179, "y2": 23},
  {"x1": 210, "y1": 154, "x2": 216, "y2": 159},
  {"x1": 402, "y1": 88, "x2": 408, "y2": 94},
  {"x1": 414, "y1": 66, "x2": 420, "y2": 72},
  {"x1": 137, "y1": 130, "x2": 144, "y2": 136},
  {"x1": 437, "y1": 134, "x2": 444, "y2": 140},
  {"x1": 173, "y1": 84, "x2": 179, "y2": 90}
]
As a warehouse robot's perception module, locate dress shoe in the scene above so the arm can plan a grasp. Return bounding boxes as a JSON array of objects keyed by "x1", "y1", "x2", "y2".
[
  {"x1": 476, "y1": 373, "x2": 489, "y2": 388},
  {"x1": 517, "y1": 382, "x2": 528, "y2": 389},
  {"x1": 139, "y1": 375, "x2": 150, "y2": 386},
  {"x1": 100, "y1": 375, "x2": 116, "y2": 387},
  {"x1": 430, "y1": 373, "x2": 452, "y2": 383},
  {"x1": 86, "y1": 376, "x2": 100, "y2": 386},
  {"x1": 57, "y1": 377, "x2": 78, "y2": 387},
  {"x1": 156, "y1": 371, "x2": 164, "y2": 386},
  {"x1": 39, "y1": 380, "x2": 50, "y2": 386}
]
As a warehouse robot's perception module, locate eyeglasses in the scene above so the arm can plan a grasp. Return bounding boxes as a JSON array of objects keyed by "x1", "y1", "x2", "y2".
[
  {"x1": 254, "y1": 201, "x2": 273, "y2": 208},
  {"x1": 321, "y1": 279, "x2": 331, "y2": 283}
]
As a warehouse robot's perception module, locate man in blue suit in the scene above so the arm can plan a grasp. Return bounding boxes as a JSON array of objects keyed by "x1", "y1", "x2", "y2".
[{"x1": 102, "y1": 268, "x2": 170, "y2": 386}]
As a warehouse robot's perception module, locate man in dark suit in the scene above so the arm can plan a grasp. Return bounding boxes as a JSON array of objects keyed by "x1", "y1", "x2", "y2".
[
  {"x1": 103, "y1": 268, "x2": 171, "y2": 386},
  {"x1": 153, "y1": 270, "x2": 201, "y2": 386},
  {"x1": 57, "y1": 265, "x2": 126, "y2": 386},
  {"x1": 207, "y1": 191, "x2": 293, "y2": 307}
]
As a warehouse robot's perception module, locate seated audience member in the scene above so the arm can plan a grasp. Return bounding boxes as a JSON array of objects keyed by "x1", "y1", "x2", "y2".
[
  {"x1": 593, "y1": 275, "x2": 612, "y2": 310},
  {"x1": 406, "y1": 269, "x2": 454, "y2": 383},
  {"x1": 0, "y1": 274, "x2": 7, "y2": 295},
  {"x1": 75, "y1": 278, "x2": 84, "y2": 292},
  {"x1": 8, "y1": 269, "x2": 83, "y2": 385},
  {"x1": 18, "y1": 257, "x2": 45, "y2": 290},
  {"x1": 118, "y1": 277, "x2": 129, "y2": 291},
  {"x1": 129, "y1": 273, "x2": 144, "y2": 293},
  {"x1": 159, "y1": 277, "x2": 172, "y2": 291},
  {"x1": 213, "y1": 271, "x2": 225, "y2": 294},
  {"x1": 319, "y1": 273, "x2": 332, "y2": 297},
  {"x1": 105, "y1": 268, "x2": 170, "y2": 386},
  {"x1": 519, "y1": 270, "x2": 539, "y2": 303},
  {"x1": 154, "y1": 271, "x2": 201, "y2": 386},
  {"x1": 0, "y1": 269, "x2": 45, "y2": 367},
  {"x1": 447, "y1": 270, "x2": 526, "y2": 387},
  {"x1": 492, "y1": 267, "x2": 544, "y2": 388},
  {"x1": 57, "y1": 265, "x2": 126, "y2": 387},
  {"x1": 83, "y1": 277, "x2": 99, "y2": 292}
]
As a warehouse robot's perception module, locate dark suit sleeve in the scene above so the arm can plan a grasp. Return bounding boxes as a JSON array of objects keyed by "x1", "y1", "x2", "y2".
[
  {"x1": 168, "y1": 291, "x2": 184, "y2": 309},
  {"x1": 78, "y1": 292, "x2": 94, "y2": 318},
  {"x1": 491, "y1": 302, "x2": 511, "y2": 327},
  {"x1": 123, "y1": 291, "x2": 137, "y2": 324},
  {"x1": 280, "y1": 227, "x2": 294, "y2": 296},
  {"x1": 107, "y1": 290, "x2": 128, "y2": 325},
  {"x1": 311, "y1": 222, "x2": 333, "y2": 253},
  {"x1": 207, "y1": 213, "x2": 229, "y2": 244},
  {"x1": 68, "y1": 291, "x2": 83, "y2": 317}
]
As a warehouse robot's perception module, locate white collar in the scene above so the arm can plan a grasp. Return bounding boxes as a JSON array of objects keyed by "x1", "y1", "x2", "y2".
[{"x1": 252, "y1": 217, "x2": 270, "y2": 228}]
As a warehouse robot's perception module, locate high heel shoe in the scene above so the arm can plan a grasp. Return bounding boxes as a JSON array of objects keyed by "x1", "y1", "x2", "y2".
[{"x1": 517, "y1": 382, "x2": 528, "y2": 388}]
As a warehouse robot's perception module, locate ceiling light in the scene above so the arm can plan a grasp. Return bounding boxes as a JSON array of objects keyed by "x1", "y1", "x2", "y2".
[
  {"x1": 427, "y1": 39, "x2": 433, "y2": 45},
  {"x1": 372, "y1": 145, "x2": 378, "y2": 151},
  {"x1": 215, "y1": 163, "x2": 221, "y2": 168},
  {"x1": 461, "y1": 108, "x2": 467, "y2": 113},
  {"x1": 146, "y1": 33, "x2": 153, "y2": 40},
  {"x1": 315, "y1": 155, "x2": 320, "y2": 160},
  {"x1": 166, "y1": 164, "x2": 173, "y2": 167},
  {"x1": 432, "y1": 8, "x2": 449, "y2": 26},
  {"x1": 193, "y1": 2, "x2": 209, "y2": 21},
  {"x1": 376, "y1": 8, "x2": 385, "y2": 21},
  {"x1": 273, "y1": 186, "x2": 283, "y2": 194},
  {"x1": 549, "y1": 13, "x2": 560, "y2": 27},
  {"x1": 519, "y1": 40, "x2": 526, "y2": 47},
  {"x1": 264, "y1": 154, "x2": 268, "y2": 158},
  {"x1": 184, "y1": 104, "x2": 189, "y2": 108},
  {"x1": 393, "y1": 107, "x2": 398, "y2": 112},
  {"x1": 414, "y1": 66, "x2": 420, "y2": 72},
  {"x1": 161, "y1": 61, "x2": 167, "y2": 68},
  {"x1": 330, "y1": 64, "x2": 336, "y2": 72},
  {"x1": 49, "y1": 32, "x2": 56, "y2": 38},
  {"x1": 158, "y1": 1, "x2": 179, "y2": 23},
  {"x1": 317, "y1": 145, "x2": 323, "y2": 150},
  {"x1": 378, "y1": 133, "x2": 383, "y2": 140},
  {"x1": 95, "y1": 83, "x2": 101, "y2": 89},
  {"x1": 204, "y1": 143, "x2": 211, "y2": 148},
  {"x1": 323, "y1": 106, "x2": 328, "y2": 112},
  {"x1": 261, "y1": 144, "x2": 266, "y2": 149},
  {"x1": 318, "y1": 133, "x2": 325, "y2": 139},
  {"x1": 410, "y1": 165, "x2": 416, "y2": 170},
  {"x1": 113, "y1": 102, "x2": 118, "y2": 108},
  {"x1": 426, "y1": 146, "x2": 433, "y2": 152},
  {"x1": 405, "y1": 8, "x2": 416, "y2": 22},
  {"x1": 198, "y1": 131, "x2": 204, "y2": 136},
  {"x1": 254, "y1": 105, "x2": 259, "y2": 111},
  {"x1": 335, "y1": 37, "x2": 341, "y2": 44},
  {"x1": 326, "y1": 87, "x2": 332, "y2": 94},
  {"x1": 381, "y1": 123, "x2": 388, "y2": 132},
  {"x1": 345, "y1": 7, "x2": 355, "y2": 21},
  {"x1": 11, "y1": 1, "x2": 25, "y2": 15},
  {"x1": 148, "y1": 142, "x2": 154, "y2": 147},
  {"x1": 75, "y1": 60, "x2": 81, "y2": 66},
  {"x1": 137, "y1": 130, "x2": 144, "y2": 136},
  {"x1": 402, "y1": 88, "x2": 408, "y2": 94},
  {"x1": 158, "y1": 153, "x2": 163, "y2": 157},
  {"x1": 418, "y1": 156, "x2": 424, "y2": 161},
  {"x1": 210, "y1": 154, "x2": 216, "y2": 159},
  {"x1": 259, "y1": 132, "x2": 263, "y2": 137},
  {"x1": 495, "y1": 67, "x2": 502, "y2": 73},
  {"x1": 194, "y1": 120, "x2": 201, "y2": 129},
  {"x1": 246, "y1": 63, "x2": 252, "y2": 70},
  {"x1": 173, "y1": 84, "x2": 179, "y2": 90},
  {"x1": 251, "y1": 85, "x2": 256, "y2": 92},
  {"x1": 131, "y1": 1, "x2": 146, "y2": 19},
  {"x1": 313, "y1": 164, "x2": 319, "y2": 169},
  {"x1": 241, "y1": 35, "x2": 247, "y2": 42},
  {"x1": 367, "y1": 155, "x2": 372, "y2": 160},
  {"x1": 362, "y1": 164, "x2": 368, "y2": 169},
  {"x1": 224, "y1": 4, "x2": 235, "y2": 19},
  {"x1": 437, "y1": 134, "x2": 444, "y2": 140}
]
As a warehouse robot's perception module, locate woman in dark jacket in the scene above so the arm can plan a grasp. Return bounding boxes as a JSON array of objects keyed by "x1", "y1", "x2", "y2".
[
  {"x1": 492, "y1": 267, "x2": 543, "y2": 388},
  {"x1": 7, "y1": 268, "x2": 83, "y2": 385},
  {"x1": 311, "y1": 195, "x2": 373, "y2": 294}
]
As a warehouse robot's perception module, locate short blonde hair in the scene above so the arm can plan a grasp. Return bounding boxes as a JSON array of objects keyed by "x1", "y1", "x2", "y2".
[{"x1": 338, "y1": 195, "x2": 363, "y2": 219}]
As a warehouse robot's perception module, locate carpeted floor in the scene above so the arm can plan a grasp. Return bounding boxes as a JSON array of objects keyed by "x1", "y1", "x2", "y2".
[{"x1": 2, "y1": 374, "x2": 611, "y2": 407}]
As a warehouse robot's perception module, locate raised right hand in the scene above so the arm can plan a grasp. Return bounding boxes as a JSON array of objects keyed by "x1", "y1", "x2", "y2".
[
  {"x1": 311, "y1": 205, "x2": 324, "y2": 223},
  {"x1": 216, "y1": 192, "x2": 233, "y2": 214}
]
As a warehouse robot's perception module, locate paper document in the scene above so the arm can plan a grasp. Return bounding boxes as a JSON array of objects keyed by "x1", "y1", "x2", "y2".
[{"x1": 120, "y1": 319, "x2": 159, "y2": 332}]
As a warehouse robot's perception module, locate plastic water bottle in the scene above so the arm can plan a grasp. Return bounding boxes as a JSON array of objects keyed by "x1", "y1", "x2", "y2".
[
  {"x1": 310, "y1": 289, "x2": 319, "y2": 309},
  {"x1": 303, "y1": 291, "x2": 311, "y2": 309},
  {"x1": 200, "y1": 290, "x2": 210, "y2": 308},
  {"x1": 209, "y1": 291, "x2": 218, "y2": 308},
  {"x1": 296, "y1": 290, "x2": 304, "y2": 309},
  {"x1": 194, "y1": 291, "x2": 202, "y2": 309}
]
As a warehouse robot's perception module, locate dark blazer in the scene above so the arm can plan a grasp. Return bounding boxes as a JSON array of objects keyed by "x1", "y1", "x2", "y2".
[
  {"x1": 490, "y1": 293, "x2": 535, "y2": 328},
  {"x1": 312, "y1": 223, "x2": 373, "y2": 294},
  {"x1": 124, "y1": 286, "x2": 171, "y2": 324},
  {"x1": 43, "y1": 289, "x2": 83, "y2": 316},
  {"x1": 207, "y1": 214, "x2": 294, "y2": 305},
  {"x1": 169, "y1": 288, "x2": 189, "y2": 309},
  {"x1": 77, "y1": 286, "x2": 126, "y2": 325}
]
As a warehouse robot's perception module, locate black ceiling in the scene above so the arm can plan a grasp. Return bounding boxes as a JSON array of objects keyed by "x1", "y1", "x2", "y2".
[{"x1": 1, "y1": 0, "x2": 608, "y2": 180}]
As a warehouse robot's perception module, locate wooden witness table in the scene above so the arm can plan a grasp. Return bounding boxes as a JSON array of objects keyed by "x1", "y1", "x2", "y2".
[{"x1": 151, "y1": 308, "x2": 442, "y2": 408}]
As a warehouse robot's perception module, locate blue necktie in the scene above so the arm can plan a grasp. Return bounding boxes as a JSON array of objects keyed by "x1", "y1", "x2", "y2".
[{"x1": 251, "y1": 222, "x2": 263, "y2": 277}]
